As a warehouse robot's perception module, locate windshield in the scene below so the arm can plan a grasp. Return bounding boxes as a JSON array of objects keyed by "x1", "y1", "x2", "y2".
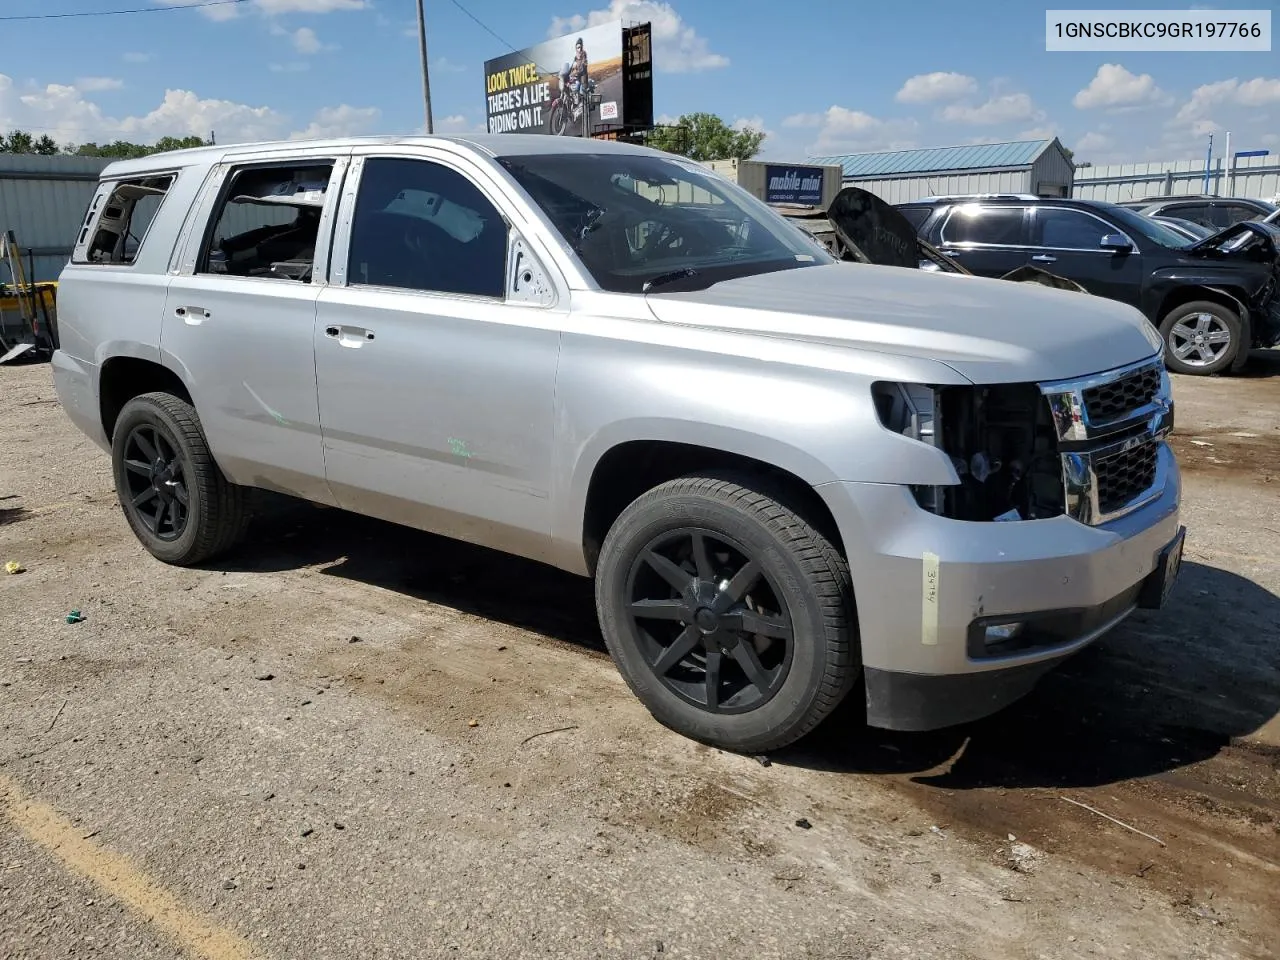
[
  {"x1": 497, "y1": 153, "x2": 834, "y2": 293},
  {"x1": 1094, "y1": 202, "x2": 1195, "y2": 249}
]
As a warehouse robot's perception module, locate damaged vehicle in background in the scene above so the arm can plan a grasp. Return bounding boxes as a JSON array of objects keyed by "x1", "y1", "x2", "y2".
[{"x1": 898, "y1": 195, "x2": 1280, "y2": 375}]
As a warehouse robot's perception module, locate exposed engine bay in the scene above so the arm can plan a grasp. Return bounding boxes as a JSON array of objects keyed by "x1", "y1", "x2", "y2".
[{"x1": 873, "y1": 381, "x2": 1065, "y2": 522}]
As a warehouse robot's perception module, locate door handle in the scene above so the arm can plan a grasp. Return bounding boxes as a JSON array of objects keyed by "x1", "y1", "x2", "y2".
[
  {"x1": 324, "y1": 325, "x2": 376, "y2": 347},
  {"x1": 175, "y1": 306, "x2": 210, "y2": 323},
  {"x1": 1031, "y1": 254, "x2": 1057, "y2": 263}
]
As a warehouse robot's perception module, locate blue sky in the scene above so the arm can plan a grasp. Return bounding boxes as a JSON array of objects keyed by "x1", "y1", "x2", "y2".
[{"x1": 1, "y1": 0, "x2": 1276, "y2": 166}]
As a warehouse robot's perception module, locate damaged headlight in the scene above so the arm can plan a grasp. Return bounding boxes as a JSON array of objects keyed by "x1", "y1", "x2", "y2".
[{"x1": 872, "y1": 381, "x2": 1065, "y2": 522}]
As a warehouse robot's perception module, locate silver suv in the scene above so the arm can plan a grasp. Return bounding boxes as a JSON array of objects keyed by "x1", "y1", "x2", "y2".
[{"x1": 52, "y1": 135, "x2": 1184, "y2": 752}]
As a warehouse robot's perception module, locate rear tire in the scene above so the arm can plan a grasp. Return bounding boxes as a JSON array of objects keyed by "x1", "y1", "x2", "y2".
[
  {"x1": 111, "y1": 392, "x2": 249, "y2": 566},
  {"x1": 595, "y1": 472, "x2": 857, "y2": 753},
  {"x1": 1159, "y1": 300, "x2": 1241, "y2": 376}
]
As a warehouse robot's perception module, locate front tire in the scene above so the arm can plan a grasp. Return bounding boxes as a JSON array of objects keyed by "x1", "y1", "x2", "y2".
[
  {"x1": 595, "y1": 473, "x2": 857, "y2": 753},
  {"x1": 1159, "y1": 300, "x2": 1241, "y2": 376},
  {"x1": 547, "y1": 102, "x2": 569, "y2": 136},
  {"x1": 111, "y1": 392, "x2": 249, "y2": 566}
]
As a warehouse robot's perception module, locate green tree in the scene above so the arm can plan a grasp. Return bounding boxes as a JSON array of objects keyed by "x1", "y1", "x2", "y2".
[
  {"x1": 72, "y1": 136, "x2": 210, "y2": 159},
  {"x1": 645, "y1": 112, "x2": 766, "y2": 161},
  {"x1": 2, "y1": 130, "x2": 209, "y2": 158},
  {"x1": 0, "y1": 130, "x2": 60, "y2": 155}
]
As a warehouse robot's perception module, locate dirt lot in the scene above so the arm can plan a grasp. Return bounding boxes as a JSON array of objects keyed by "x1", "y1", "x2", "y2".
[{"x1": 1, "y1": 353, "x2": 1278, "y2": 960}]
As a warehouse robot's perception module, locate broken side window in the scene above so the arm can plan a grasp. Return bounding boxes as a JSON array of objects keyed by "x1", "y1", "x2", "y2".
[
  {"x1": 198, "y1": 162, "x2": 334, "y2": 283},
  {"x1": 76, "y1": 175, "x2": 175, "y2": 266}
]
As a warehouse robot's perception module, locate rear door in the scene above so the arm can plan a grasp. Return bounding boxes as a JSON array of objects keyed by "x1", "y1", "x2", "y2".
[
  {"x1": 162, "y1": 150, "x2": 347, "y2": 504},
  {"x1": 1026, "y1": 206, "x2": 1145, "y2": 307},
  {"x1": 933, "y1": 203, "x2": 1031, "y2": 278}
]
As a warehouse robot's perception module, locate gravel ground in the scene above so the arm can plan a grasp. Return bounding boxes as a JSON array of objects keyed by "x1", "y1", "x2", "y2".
[{"x1": 1, "y1": 354, "x2": 1278, "y2": 960}]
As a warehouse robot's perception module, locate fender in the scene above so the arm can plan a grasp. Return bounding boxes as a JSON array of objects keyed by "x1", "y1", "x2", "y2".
[{"x1": 1203, "y1": 286, "x2": 1253, "y2": 372}]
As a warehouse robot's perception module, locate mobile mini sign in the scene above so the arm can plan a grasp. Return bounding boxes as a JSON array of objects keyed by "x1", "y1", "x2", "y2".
[{"x1": 764, "y1": 165, "x2": 826, "y2": 205}]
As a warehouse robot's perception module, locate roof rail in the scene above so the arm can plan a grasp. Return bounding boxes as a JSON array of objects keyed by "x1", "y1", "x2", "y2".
[{"x1": 912, "y1": 193, "x2": 1040, "y2": 203}]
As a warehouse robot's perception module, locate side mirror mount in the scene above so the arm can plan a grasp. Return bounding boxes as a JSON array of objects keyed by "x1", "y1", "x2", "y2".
[{"x1": 1100, "y1": 233, "x2": 1133, "y2": 253}]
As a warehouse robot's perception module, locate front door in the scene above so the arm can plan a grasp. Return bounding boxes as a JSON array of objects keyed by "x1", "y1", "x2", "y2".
[
  {"x1": 1027, "y1": 207, "x2": 1145, "y2": 308},
  {"x1": 933, "y1": 203, "x2": 1031, "y2": 278},
  {"x1": 314, "y1": 152, "x2": 563, "y2": 564},
  {"x1": 162, "y1": 153, "x2": 347, "y2": 504}
]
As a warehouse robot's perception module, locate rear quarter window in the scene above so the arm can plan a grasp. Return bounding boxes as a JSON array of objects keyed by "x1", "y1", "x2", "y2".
[
  {"x1": 897, "y1": 206, "x2": 931, "y2": 232},
  {"x1": 939, "y1": 205, "x2": 1028, "y2": 246},
  {"x1": 73, "y1": 175, "x2": 175, "y2": 266}
]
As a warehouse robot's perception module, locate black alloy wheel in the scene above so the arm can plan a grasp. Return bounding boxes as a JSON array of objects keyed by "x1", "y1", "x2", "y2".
[
  {"x1": 595, "y1": 472, "x2": 857, "y2": 753},
  {"x1": 121, "y1": 423, "x2": 190, "y2": 541},
  {"x1": 111, "y1": 391, "x2": 249, "y2": 565},
  {"x1": 625, "y1": 527, "x2": 793, "y2": 714}
]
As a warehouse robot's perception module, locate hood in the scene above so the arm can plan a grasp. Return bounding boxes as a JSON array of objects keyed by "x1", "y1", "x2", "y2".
[
  {"x1": 1186, "y1": 219, "x2": 1280, "y2": 257},
  {"x1": 645, "y1": 262, "x2": 1160, "y2": 384}
]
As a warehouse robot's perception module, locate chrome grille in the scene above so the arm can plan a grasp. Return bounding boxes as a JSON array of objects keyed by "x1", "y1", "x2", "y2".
[
  {"x1": 1081, "y1": 365, "x2": 1161, "y2": 425},
  {"x1": 1039, "y1": 356, "x2": 1173, "y2": 525},
  {"x1": 1094, "y1": 442, "x2": 1159, "y2": 514}
]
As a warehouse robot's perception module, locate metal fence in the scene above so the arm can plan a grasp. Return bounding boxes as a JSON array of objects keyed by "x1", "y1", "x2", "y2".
[
  {"x1": 0, "y1": 154, "x2": 113, "y2": 283},
  {"x1": 1073, "y1": 153, "x2": 1280, "y2": 204}
]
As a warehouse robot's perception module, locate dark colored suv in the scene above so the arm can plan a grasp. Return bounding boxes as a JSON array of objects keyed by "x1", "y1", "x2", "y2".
[
  {"x1": 898, "y1": 196, "x2": 1280, "y2": 375},
  {"x1": 1115, "y1": 195, "x2": 1276, "y2": 230}
]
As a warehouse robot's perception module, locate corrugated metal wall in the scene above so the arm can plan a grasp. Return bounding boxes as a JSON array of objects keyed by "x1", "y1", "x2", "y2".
[
  {"x1": 0, "y1": 155, "x2": 112, "y2": 282},
  {"x1": 1073, "y1": 154, "x2": 1280, "y2": 203},
  {"x1": 843, "y1": 170, "x2": 1033, "y2": 205},
  {"x1": 1030, "y1": 147, "x2": 1075, "y2": 197}
]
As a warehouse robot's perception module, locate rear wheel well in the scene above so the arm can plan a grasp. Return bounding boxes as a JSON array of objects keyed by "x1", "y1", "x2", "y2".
[
  {"x1": 99, "y1": 357, "x2": 192, "y2": 444},
  {"x1": 581, "y1": 441, "x2": 845, "y2": 576}
]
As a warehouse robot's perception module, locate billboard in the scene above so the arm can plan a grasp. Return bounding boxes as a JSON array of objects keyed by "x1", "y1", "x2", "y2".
[
  {"x1": 764, "y1": 165, "x2": 826, "y2": 205},
  {"x1": 483, "y1": 20, "x2": 652, "y2": 138}
]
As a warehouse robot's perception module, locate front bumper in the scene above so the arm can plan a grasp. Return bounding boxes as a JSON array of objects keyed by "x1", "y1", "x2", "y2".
[{"x1": 816, "y1": 443, "x2": 1181, "y2": 730}]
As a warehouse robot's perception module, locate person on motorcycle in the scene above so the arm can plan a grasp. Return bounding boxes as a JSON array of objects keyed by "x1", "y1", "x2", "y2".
[{"x1": 559, "y1": 37, "x2": 589, "y2": 121}]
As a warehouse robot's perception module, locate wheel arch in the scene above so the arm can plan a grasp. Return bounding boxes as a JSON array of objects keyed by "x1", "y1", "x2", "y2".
[
  {"x1": 99, "y1": 355, "x2": 193, "y2": 444},
  {"x1": 1158, "y1": 286, "x2": 1253, "y2": 371},
  {"x1": 567, "y1": 428, "x2": 847, "y2": 578}
]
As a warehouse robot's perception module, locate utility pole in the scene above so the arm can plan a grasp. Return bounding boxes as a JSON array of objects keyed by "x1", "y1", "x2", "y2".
[{"x1": 416, "y1": 0, "x2": 434, "y2": 134}]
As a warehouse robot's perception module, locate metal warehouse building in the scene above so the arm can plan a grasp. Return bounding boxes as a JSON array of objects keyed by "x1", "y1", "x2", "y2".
[
  {"x1": 1, "y1": 154, "x2": 112, "y2": 283},
  {"x1": 810, "y1": 138, "x2": 1076, "y2": 205}
]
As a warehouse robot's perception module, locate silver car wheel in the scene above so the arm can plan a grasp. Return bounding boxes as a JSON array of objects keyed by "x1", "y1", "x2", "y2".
[{"x1": 1168, "y1": 312, "x2": 1233, "y2": 367}]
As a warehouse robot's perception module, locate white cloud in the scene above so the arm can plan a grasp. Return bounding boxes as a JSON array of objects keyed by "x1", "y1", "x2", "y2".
[
  {"x1": 941, "y1": 93, "x2": 1041, "y2": 125},
  {"x1": 1073, "y1": 64, "x2": 1163, "y2": 110},
  {"x1": 76, "y1": 77, "x2": 125, "y2": 93},
  {"x1": 1175, "y1": 76, "x2": 1280, "y2": 123},
  {"x1": 895, "y1": 72, "x2": 977, "y2": 104},
  {"x1": 290, "y1": 104, "x2": 381, "y2": 140},
  {"x1": 292, "y1": 27, "x2": 324, "y2": 54},
  {"x1": 433, "y1": 57, "x2": 467, "y2": 74},
  {"x1": 435, "y1": 114, "x2": 487, "y2": 134},
  {"x1": 122, "y1": 52, "x2": 153, "y2": 64},
  {"x1": 1017, "y1": 124, "x2": 1058, "y2": 141},
  {"x1": 781, "y1": 112, "x2": 823, "y2": 128},
  {"x1": 255, "y1": 0, "x2": 365, "y2": 11},
  {"x1": 0, "y1": 72, "x2": 384, "y2": 148},
  {"x1": 154, "y1": 0, "x2": 243, "y2": 21},
  {"x1": 731, "y1": 115, "x2": 765, "y2": 133},
  {"x1": 1076, "y1": 131, "x2": 1111, "y2": 153},
  {"x1": 159, "y1": 0, "x2": 366, "y2": 19},
  {"x1": 269, "y1": 62, "x2": 310, "y2": 73},
  {"x1": 548, "y1": 1, "x2": 728, "y2": 73},
  {"x1": 799, "y1": 105, "x2": 919, "y2": 156}
]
